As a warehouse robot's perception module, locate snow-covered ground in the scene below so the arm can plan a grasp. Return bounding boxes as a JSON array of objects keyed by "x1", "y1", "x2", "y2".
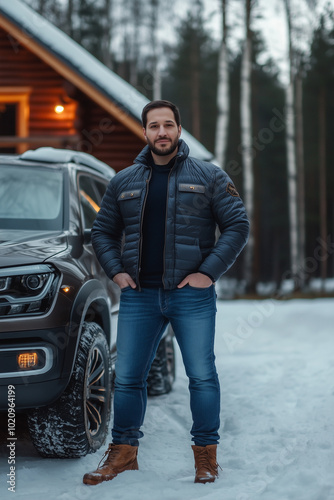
[{"x1": 1, "y1": 298, "x2": 333, "y2": 500}]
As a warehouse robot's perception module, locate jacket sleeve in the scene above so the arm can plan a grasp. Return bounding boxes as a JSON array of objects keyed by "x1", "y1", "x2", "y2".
[
  {"x1": 91, "y1": 177, "x2": 125, "y2": 280},
  {"x1": 198, "y1": 167, "x2": 250, "y2": 282}
]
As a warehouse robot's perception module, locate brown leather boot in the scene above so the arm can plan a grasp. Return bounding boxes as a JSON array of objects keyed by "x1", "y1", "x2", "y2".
[
  {"x1": 192, "y1": 444, "x2": 221, "y2": 483},
  {"x1": 83, "y1": 443, "x2": 139, "y2": 485}
]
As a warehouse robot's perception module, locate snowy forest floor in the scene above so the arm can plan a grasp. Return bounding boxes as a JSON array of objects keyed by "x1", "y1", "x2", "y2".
[{"x1": 1, "y1": 298, "x2": 333, "y2": 500}]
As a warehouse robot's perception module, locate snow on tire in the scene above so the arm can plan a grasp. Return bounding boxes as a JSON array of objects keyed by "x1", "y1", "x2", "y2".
[{"x1": 27, "y1": 322, "x2": 112, "y2": 458}]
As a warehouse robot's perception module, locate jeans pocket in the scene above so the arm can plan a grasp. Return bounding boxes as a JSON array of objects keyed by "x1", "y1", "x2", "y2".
[
  {"x1": 120, "y1": 285, "x2": 132, "y2": 292},
  {"x1": 187, "y1": 284, "x2": 213, "y2": 291}
]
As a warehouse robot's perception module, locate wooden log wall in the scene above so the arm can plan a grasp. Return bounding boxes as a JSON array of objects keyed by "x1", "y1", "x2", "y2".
[
  {"x1": 0, "y1": 27, "x2": 145, "y2": 171},
  {"x1": 78, "y1": 102, "x2": 145, "y2": 171},
  {"x1": 0, "y1": 28, "x2": 77, "y2": 145}
]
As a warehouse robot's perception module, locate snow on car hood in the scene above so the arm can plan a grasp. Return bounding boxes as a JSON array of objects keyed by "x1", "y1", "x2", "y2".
[{"x1": 0, "y1": 230, "x2": 68, "y2": 268}]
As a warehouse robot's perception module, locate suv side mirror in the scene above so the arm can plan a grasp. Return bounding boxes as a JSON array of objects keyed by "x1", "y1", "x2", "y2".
[{"x1": 83, "y1": 229, "x2": 92, "y2": 244}]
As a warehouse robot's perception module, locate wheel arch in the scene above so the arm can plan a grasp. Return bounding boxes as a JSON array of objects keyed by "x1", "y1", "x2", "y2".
[{"x1": 63, "y1": 280, "x2": 112, "y2": 380}]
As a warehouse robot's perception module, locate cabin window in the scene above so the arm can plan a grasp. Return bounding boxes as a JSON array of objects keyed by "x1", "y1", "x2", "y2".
[
  {"x1": 0, "y1": 103, "x2": 16, "y2": 153},
  {"x1": 0, "y1": 88, "x2": 30, "y2": 154}
]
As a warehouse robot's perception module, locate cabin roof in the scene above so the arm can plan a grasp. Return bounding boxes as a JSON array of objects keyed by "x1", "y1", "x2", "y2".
[{"x1": 0, "y1": 0, "x2": 214, "y2": 161}]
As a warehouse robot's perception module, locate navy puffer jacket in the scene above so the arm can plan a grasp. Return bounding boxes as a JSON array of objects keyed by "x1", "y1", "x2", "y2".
[{"x1": 92, "y1": 139, "x2": 249, "y2": 289}]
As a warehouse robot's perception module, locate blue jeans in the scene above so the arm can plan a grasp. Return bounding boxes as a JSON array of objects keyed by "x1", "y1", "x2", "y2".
[{"x1": 112, "y1": 285, "x2": 220, "y2": 447}]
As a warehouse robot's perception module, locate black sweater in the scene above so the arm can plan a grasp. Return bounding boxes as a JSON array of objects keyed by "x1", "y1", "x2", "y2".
[{"x1": 139, "y1": 156, "x2": 175, "y2": 287}]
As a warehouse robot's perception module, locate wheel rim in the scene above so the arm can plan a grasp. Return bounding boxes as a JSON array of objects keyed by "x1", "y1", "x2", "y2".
[{"x1": 85, "y1": 346, "x2": 107, "y2": 437}]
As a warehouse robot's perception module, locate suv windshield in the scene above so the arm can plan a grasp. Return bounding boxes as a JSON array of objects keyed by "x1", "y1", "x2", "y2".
[{"x1": 0, "y1": 165, "x2": 63, "y2": 230}]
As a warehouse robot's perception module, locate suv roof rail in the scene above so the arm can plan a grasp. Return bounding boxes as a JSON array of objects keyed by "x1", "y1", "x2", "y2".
[{"x1": 20, "y1": 148, "x2": 115, "y2": 178}]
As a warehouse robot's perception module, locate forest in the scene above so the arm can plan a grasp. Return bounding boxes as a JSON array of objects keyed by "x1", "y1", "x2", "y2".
[{"x1": 23, "y1": 0, "x2": 334, "y2": 296}]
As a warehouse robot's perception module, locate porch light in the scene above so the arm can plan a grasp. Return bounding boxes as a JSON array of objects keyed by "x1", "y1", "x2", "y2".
[{"x1": 55, "y1": 104, "x2": 65, "y2": 114}]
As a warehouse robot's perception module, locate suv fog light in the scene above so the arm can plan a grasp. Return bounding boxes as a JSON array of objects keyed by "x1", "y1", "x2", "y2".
[
  {"x1": 26, "y1": 300, "x2": 42, "y2": 313},
  {"x1": 17, "y1": 352, "x2": 38, "y2": 369},
  {"x1": 9, "y1": 304, "x2": 25, "y2": 315}
]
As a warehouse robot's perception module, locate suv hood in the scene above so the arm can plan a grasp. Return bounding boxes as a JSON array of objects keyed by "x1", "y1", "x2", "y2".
[{"x1": 0, "y1": 230, "x2": 68, "y2": 268}]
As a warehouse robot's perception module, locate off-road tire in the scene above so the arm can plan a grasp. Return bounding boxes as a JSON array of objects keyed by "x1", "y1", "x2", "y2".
[{"x1": 27, "y1": 322, "x2": 111, "y2": 458}]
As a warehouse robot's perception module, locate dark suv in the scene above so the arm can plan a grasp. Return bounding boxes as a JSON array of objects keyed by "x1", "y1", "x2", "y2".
[{"x1": 0, "y1": 148, "x2": 175, "y2": 458}]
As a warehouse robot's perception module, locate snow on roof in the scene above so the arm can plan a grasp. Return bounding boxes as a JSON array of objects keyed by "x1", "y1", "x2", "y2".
[{"x1": 0, "y1": 0, "x2": 214, "y2": 161}]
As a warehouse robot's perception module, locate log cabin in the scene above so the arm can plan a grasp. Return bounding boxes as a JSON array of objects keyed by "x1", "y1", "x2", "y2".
[{"x1": 0, "y1": 0, "x2": 213, "y2": 172}]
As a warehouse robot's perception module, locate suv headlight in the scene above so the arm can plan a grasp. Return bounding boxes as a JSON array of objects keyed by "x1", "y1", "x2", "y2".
[{"x1": 0, "y1": 264, "x2": 60, "y2": 317}]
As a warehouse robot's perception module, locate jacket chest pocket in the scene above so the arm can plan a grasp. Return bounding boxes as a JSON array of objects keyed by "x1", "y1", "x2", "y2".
[
  {"x1": 178, "y1": 183, "x2": 208, "y2": 211},
  {"x1": 177, "y1": 183, "x2": 212, "y2": 224},
  {"x1": 178, "y1": 183, "x2": 206, "y2": 194},
  {"x1": 118, "y1": 189, "x2": 142, "y2": 219}
]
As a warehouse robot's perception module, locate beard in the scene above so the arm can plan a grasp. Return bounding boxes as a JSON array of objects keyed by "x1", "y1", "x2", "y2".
[{"x1": 147, "y1": 136, "x2": 179, "y2": 157}]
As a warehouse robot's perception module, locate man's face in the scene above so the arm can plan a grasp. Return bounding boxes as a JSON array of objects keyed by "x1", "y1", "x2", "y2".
[{"x1": 143, "y1": 107, "x2": 181, "y2": 157}]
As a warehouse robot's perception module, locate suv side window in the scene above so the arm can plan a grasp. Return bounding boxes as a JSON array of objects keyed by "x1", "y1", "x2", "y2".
[{"x1": 78, "y1": 175, "x2": 108, "y2": 229}]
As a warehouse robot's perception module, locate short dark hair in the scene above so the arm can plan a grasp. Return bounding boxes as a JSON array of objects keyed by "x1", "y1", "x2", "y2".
[{"x1": 141, "y1": 100, "x2": 181, "y2": 128}]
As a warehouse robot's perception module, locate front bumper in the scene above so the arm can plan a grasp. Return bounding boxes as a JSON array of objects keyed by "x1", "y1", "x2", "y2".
[{"x1": 0, "y1": 327, "x2": 75, "y2": 410}]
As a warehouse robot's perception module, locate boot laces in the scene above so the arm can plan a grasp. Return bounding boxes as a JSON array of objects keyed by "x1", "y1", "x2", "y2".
[
  {"x1": 196, "y1": 448, "x2": 222, "y2": 475},
  {"x1": 97, "y1": 445, "x2": 119, "y2": 469}
]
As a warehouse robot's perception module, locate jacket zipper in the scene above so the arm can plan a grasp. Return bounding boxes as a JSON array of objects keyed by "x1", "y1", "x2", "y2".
[
  {"x1": 137, "y1": 168, "x2": 152, "y2": 291},
  {"x1": 162, "y1": 155, "x2": 181, "y2": 289}
]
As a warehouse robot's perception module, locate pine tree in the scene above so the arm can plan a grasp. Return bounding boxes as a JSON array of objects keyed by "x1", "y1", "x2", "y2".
[
  {"x1": 215, "y1": 0, "x2": 230, "y2": 168},
  {"x1": 304, "y1": 8, "x2": 334, "y2": 283},
  {"x1": 162, "y1": 1, "x2": 218, "y2": 147}
]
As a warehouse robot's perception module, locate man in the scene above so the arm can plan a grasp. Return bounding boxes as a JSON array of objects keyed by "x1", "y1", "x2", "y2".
[{"x1": 83, "y1": 100, "x2": 249, "y2": 485}]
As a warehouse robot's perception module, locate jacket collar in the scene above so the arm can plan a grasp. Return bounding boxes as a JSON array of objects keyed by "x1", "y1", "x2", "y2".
[{"x1": 134, "y1": 139, "x2": 190, "y2": 167}]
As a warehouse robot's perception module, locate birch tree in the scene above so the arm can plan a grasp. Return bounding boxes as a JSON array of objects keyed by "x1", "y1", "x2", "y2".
[
  {"x1": 214, "y1": 0, "x2": 229, "y2": 168},
  {"x1": 283, "y1": 0, "x2": 318, "y2": 289},
  {"x1": 283, "y1": 0, "x2": 299, "y2": 286},
  {"x1": 241, "y1": 0, "x2": 254, "y2": 290},
  {"x1": 188, "y1": 0, "x2": 203, "y2": 140}
]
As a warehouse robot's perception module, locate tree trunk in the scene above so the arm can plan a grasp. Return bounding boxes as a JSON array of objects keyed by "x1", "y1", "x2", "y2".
[
  {"x1": 241, "y1": 0, "x2": 254, "y2": 291},
  {"x1": 285, "y1": 80, "x2": 299, "y2": 280},
  {"x1": 149, "y1": 0, "x2": 162, "y2": 101},
  {"x1": 252, "y1": 67, "x2": 261, "y2": 288},
  {"x1": 38, "y1": 0, "x2": 46, "y2": 16},
  {"x1": 295, "y1": 71, "x2": 306, "y2": 287},
  {"x1": 319, "y1": 85, "x2": 327, "y2": 287},
  {"x1": 284, "y1": 0, "x2": 299, "y2": 287},
  {"x1": 66, "y1": 0, "x2": 74, "y2": 38},
  {"x1": 153, "y1": 65, "x2": 162, "y2": 100},
  {"x1": 190, "y1": 34, "x2": 201, "y2": 140},
  {"x1": 102, "y1": 0, "x2": 113, "y2": 69},
  {"x1": 214, "y1": 0, "x2": 229, "y2": 168}
]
